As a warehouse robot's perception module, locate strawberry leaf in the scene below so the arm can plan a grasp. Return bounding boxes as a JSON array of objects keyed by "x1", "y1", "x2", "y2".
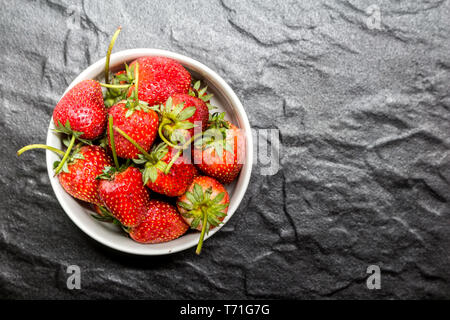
[
  {"x1": 178, "y1": 201, "x2": 193, "y2": 211},
  {"x1": 213, "y1": 192, "x2": 225, "y2": 203},
  {"x1": 174, "y1": 121, "x2": 196, "y2": 130},
  {"x1": 53, "y1": 161, "x2": 60, "y2": 170},
  {"x1": 155, "y1": 161, "x2": 167, "y2": 173},
  {"x1": 151, "y1": 142, "x2": 168, "y2": 162},
  {"x1": 143, "y1": 166, "x2": 158, "y2": 184},
  {"x1": 72, "y1": 153, "x2": 84, "y2": 160},
  {"x1": 125, "y1": 109, "x2": 134, "y2": 118},
  {"x1": 125, "y1": 63, "x2": 133, "y2": 81},
  {"x1": 185, "y1": 191, "x2": 196, "y2": 205},
  {"x1": 206, "y1": 103, "x2": 217, "y2": 111},
  {"x1": 207, "y1": 214, "x2": 221, "y2": 227},
  {"x1": 191, "y1": 217, "x2": 200, "y2": 229},
  {"x1": 197, "y1": 86, "x2": 208, "y2": 97},
  {"x1": 91, "y1": 214, "x2": 114, "y2": 222},
  {"x1": 96, "y1": 166, "x2": 116, "y2": 180},
  {"x1": 176, "y1": 106, "x2": 196, "y2": 121},
  {"x1": 193, "y1": 184, "x2": 204, "y2": 202},
  {"x1": 62, "y1": 161, "x2": 70, "y2": 173},
  {"x1": 165, "y1": 97, "x2": 173, "y2": 110},
  {"x1": 201, "y1": 93, "x2": 213, "y2": 102},
  {"x1": 132, "y1": 154, "x2": 147, "y2": 165}
]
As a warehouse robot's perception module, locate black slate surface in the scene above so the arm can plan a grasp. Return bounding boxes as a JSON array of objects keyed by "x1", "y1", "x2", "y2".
[{"x1": 1, "y1": 0, "x2": 450, "y2": 299}]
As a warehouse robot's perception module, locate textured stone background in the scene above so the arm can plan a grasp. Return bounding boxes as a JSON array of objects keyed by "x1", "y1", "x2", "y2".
[{"x1": 1, "y1": 0, "x2": 450, "y2": 299}]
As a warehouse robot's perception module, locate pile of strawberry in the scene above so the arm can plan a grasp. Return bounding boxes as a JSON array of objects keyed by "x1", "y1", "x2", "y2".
[{"x1": 18, "y1": 28, "x2": 244, "y2": 254}]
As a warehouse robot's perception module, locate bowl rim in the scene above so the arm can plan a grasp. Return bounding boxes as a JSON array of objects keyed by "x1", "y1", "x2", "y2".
[{"x1": 45, "y1": 48, "x2": 253, "y2": 255}]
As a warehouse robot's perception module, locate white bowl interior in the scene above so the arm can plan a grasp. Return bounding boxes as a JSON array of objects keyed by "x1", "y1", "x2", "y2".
[{"x1": 46, "y1": 49, "x2": 253, "y2": 255}]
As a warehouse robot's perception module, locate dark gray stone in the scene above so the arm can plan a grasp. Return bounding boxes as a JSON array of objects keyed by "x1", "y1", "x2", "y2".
[{"x1": 1, "y1": 0, "x2": 450, "y2": 299}]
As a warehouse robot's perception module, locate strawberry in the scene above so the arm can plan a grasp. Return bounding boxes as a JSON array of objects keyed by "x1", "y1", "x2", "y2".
[
  {"x1": 106, "y1": 63, "x2": 159, "y2": 159},
  {"x1": 193, "y1": 165, "x2": 201, "y2": 179},
  {"x1": 156, "y1": 94, "x2": 209, "y2": 147},
  {"x1": 53, "y1": 79, "x2": 107, "y2": 140},
  {"x1": 107, "y1": 100, "x2": 158, "y2": 159},
  {"x1": 129, "y1": 200, "x2": 189, "y2": 244},
  {"x1": 128, "y1": 56, "x2": 191, "y2": 106},
  {"x1": 106, "y1": 56, "x2": 191, "y2": 107},
  {"x1": 133, "y1": 142, "x2": 196, "y2": 197},
  {"x1": 97, "y1": 166, "x2": 150, "y2": 227},
  {"x1": 193, "y1": 114, "x2": 245, "y2": 184},
  {"x1": 177, "y1": 176, "x2": 229, "y2": 254},
  {"x1": 57, "y1": 145, "x2": 112, "y2": 206}
]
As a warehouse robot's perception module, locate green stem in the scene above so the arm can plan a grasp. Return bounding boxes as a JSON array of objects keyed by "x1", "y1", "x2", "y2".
[
  {"x1": 104, "y1": 26, "x2": 122, "y2": 84},
  {"x1": 134, "y1": 62, "x2": 139, "y2": 100},
  {"x1": 196, "y1": 208, "x2": 209, "y2": 255},
  {"x1": 108, "y1": 115, "x2": 119, "y2": 169},
  {"x1": 113, "y1": 126, "x2": 152, "y2": 159},
  {"x1": 17, "y1": 144, "x2": 65, "y2": 157},
  {"x1": 164, "y1": 149, "x2": 182, "y2": 174},
  {"x1": 54, "y1": 135, "x2": 76, "y2": 175},
  {"x1": 100, "y1": 83, "x2": 130, "y2": 89},
  {"x1": 157, "y1": 119, "x2": 184, "y2": 149},
  {"x1": 164, "y1": 131, "x2": 204, "y2": 174}
]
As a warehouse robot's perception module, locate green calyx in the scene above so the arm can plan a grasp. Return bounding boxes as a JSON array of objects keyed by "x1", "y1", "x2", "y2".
[
  {"x1": 177, "y1": 183, "x2": 228, "y2": 255},
  {"x1": 194, "y1": 126, "x2": 233, "y2": 159},
  {"x1": 189, "y1": 80, "x2": 217, "y2": 110},
  {"x1": 53, "y1": 120, "x2": 92, "y2": 145},
  {"x1": 113, "y1": 125, "x2": 172, "y2": 183},
  {"x1": 207, "y1": 112, "x2": 230, "y2": 130},
  {"x1": 153, "y1": 97, "x2": 197, "y2": 146},
  {"x1": 190, "y1": 112, "x2": 232, "y2": 158},
  {"x1": 91, "y1": 205, "x2": 130, "y2": 233},
  {"x1": 103, "y1": 62, "x2": 141, "y2": 108},
  {"x1": 103, "y1": 84, "x2": 129, "y2": 108},
  {"x1": 177, "y1": 184, "x2": 228, "y2": 230},
  {"x1": 52, "y1": 119, "x2": 95, "y2": 174},
  {"x1": 91, "y1": 205, "x2": 116, "y2": 222},
  {"x1": 124, "y1": 62, "x2": 149, "y2": 117},
  {"x1": 133, "y1": 142, "x2": 169, "y2": 185},
  {"x1": 52, "y1": 142, "x2": 84, "y2": 174},
  {"x1": 95, "y1": 162, "x2": 129, "y2": 180},
  {"x1": 116, "y1": 62, "x2": 150, "y2": 117},
  {"x1": 96, "y1": 166, "x2": 117, "y2": 180}
]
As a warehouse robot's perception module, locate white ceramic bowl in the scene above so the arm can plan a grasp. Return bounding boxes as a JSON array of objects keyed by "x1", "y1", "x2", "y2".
[{"x1": 45, "y1": 49, "x2": 253, "y2": 255}]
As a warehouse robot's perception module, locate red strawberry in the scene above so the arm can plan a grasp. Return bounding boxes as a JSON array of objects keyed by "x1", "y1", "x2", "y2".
[
  {"x1": 193, "y1": 115, "x2": 245, "y2": 184},
  {"x1": 105, "y1": 56, "x2": 191, "y2": 108},
  {"x1": 97, "y1": 166, "x2": 150, "y2": 227},
  {"x1": 129, "y1": 200, "x2": 189, "y2": 244},
  {"x1": 156, "y1": 93, "x2": 209, "y2": 146},
  {"x1": 135, "y1": 142, "x2": 196, "y2": 197},
  {"x1": 57, "y1": 146, "x2": 112, "y2": 205},
  {"x1": 107, "y1": 101, "x2": 159, "y2": 159},
  {"x1": 53, "y1": 80, "x2": 107, "y2": 140},
  {"x1": 177, "y1": 176, "x2": 229, "y2": 254},
  {"x1": 123, "y1": 56, "x2": 191, "y2": 106},
  {"x1": 192, "y1": 166, "x2": 201, "y2": 179}
]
